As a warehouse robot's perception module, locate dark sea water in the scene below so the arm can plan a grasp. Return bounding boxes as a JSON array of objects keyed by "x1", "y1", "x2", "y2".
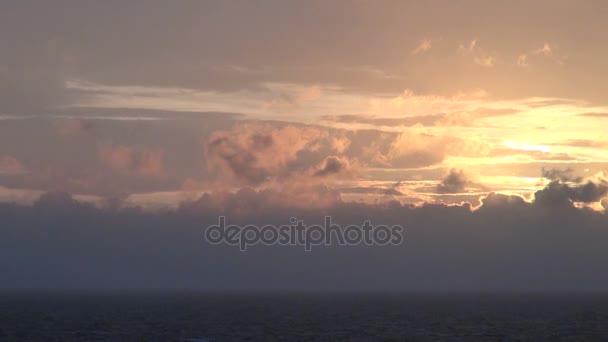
[{"x1": 0, "y1": 292, "x2": 607, "y2": 341}]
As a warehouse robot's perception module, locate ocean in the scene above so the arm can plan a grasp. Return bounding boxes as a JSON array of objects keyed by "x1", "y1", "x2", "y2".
[{"x1": 0, "y1": 292, "x2": 607, "y2": 341}]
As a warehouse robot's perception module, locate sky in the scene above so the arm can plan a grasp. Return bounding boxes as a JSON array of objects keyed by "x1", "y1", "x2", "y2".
[{"x1": 2, "y1": 0, "x2": 608, "y2": 291}]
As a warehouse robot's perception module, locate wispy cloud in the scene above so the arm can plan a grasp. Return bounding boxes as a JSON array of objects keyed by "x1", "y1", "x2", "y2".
[
  {"x1": 475, "y1": 55, "x2": 496, "y2": 68},
  {"x1": 517, "y1": 54, "x2": 529, "y2": 67},
  {"x1": 457, "y1": 39, "x2": 496, "y2": 67},
  {"x1": 411, "y1": 39, "x2": 432, "y2": 55},
  {"x1": 457, "y1": 39, "x2": 477, "y2": 55},
  {"x1": 517, "y1": 42, "x2": 564, "y2": 67}
]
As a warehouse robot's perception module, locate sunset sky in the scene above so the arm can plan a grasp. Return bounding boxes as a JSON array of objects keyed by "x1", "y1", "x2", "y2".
[
  {"x1": 1, "y1": 0, "x2": 607, "y2": 209},
  {"x1": 2, "y1": 1, "x2": 608, "y2": 291}
]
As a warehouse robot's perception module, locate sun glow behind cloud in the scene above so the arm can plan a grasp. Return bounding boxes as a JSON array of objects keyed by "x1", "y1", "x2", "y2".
[{"x1": 2, "y1": 0, "x2": 608, "y2": 212}]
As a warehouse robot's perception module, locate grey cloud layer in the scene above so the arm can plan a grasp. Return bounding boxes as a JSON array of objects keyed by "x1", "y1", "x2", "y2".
[{"x1": 2, "y1": 181, "x2": 608, "y2": 291}]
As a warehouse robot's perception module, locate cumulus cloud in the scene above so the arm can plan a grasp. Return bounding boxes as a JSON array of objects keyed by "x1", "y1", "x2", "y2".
[
  {"x1": 313, "y1": 156, "x2": 351, "y2": 177},
  {"x1": 206, "y1": 133, "x2": 272, "y2": 185},
  {"x1": 436, "y1": 169, "x2": 470, "y2": 193},
  {"x1": 479, "y1": 192, "x2": 527, "y2": 208},
  {"x1": 534, "y1": 179, "x2": 608, "y2": 206},
  {"x1": 205, "y1": 122, "x2": 464, "y2": 187},
  {"x1": 0, "y1": 115, "x2": 478, "y2": 199},
  {"x1": 207, "y1": 124, "x2": 313, "y2": 183},
  {"x1": 380, "y1": 132, "x2": 459, "y2": 169},
  {"x1": 542, "y1": 167, "x2": 579, "y2": 182},
  {"x1": 436, "y1": 169, "x2": 490, "y2": 195},
  {"x1": 331, "y1": 136, "x2": 351, "y2": 154}
]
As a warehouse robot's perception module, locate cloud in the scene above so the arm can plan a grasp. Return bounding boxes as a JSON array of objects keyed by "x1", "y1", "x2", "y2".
[
  {"x1": 456, "y1": 39, "x2": 496, "y2": 67},
  {"x1": 534, "y1": 179, "x2": 608, "y2": 206},
  {"x1": 577, "y1": 112, "x2": 608, "y2": 118},
  {"x1": 480, "y1": 191, "x2": 527, "y2": 208},
  {"x1": 99, "y1": 145, "x2": 132, "y2": 171},
  {"x1": 517, "y1": 54, "x2": 529, "y2": 67},
  {"x1": 542, "y1": 167, "x2": 579, "y2": 182},
  {"x1": 474, "y1": 55, "x2": 496, "y2": 68},
  {"x1": 457, "y1": 39, "x2": 477, "y2": 55},
  {"x1": 321, "y1": 108, "x2": 518, "y2": 128},
  {"x1": 313, "y1": 156, "x2": 351, "y2": 177},
  {"x1": 205, "y1": 123, "x2": 333, "y2": 185},
  {"x1": 339, "y1": 186, "x2": 403, "y2": 196},
  {"x1": 3, "y1": 184, "x2": 608, "y2": 291},
  {"x1": 411, "y1": 39, "x2": 432, "y2": 55},
  {"x1": 136, "y1": 150, "x2": 164, "y2": 177},
  {"x1": 0, "y1": 101, "x2": 606, "y2": 206},
  {"x1": 357, "y1": 131, "x2": 445, "y2": 169},
  {"x1": 295, "y1": 85, "x2": 322, "y2": 103},
  {"x1": 204, "y1": 121, "x2": 462, "y2": 187},
  {"x1": 98, "y1": 145, "x2": 164, "y2": 177},
  {"x1": 534, "y1": 43, "x2": 558, "y2": 61},
  {"x1": 517, "y1": 42, "x2": 564, "y2": 67},
  {"x1": 550, "y1": 139, "x2": 608, "y2": 149},
  {"x1": 0, "y1": 155, "x2": 26, "y2": 175},
  {"x1": 331, "y1": 136, "x2": 351, "y2": 154},
  {"x1": 436, "y1": 169, "x2": 470, "y2": 193},
  {"x1": 321, "y1": 114, "x2": 442, "y2": 127},
  {"x1": 2, "y1": 1, "x2": 608, "y2": 114},
  {"x1": 206, "y1": 133, "x2": 271, "y2": 185},
  {"x1": 0, "y1": 109, "x2": 235, "y2": 198},
  {"x1": 0, "y1": 114, "x2": 495, "y2": 200}
]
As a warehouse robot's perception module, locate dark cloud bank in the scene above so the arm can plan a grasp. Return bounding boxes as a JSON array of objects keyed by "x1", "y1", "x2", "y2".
[{"x1": 2, "y1": 179, "x2": 608, "y2": 293}]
